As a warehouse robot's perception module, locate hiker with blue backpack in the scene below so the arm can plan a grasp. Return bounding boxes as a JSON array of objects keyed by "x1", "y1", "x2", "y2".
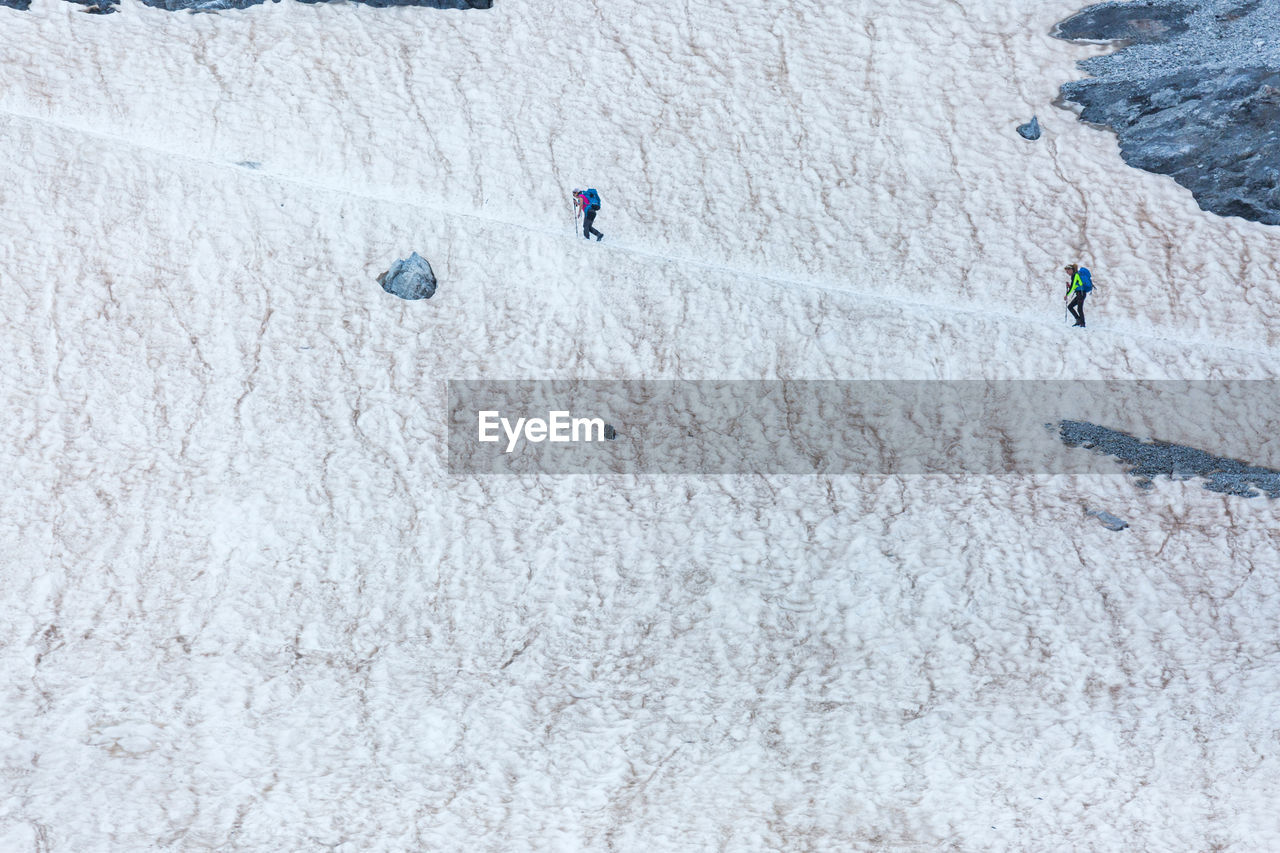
[
  {"x1": 1064, "y1": 263, "x2": 1094, "y2": 327},
  {"x1": 573, "y1": 188, "x2": 604, "y2": 241}
]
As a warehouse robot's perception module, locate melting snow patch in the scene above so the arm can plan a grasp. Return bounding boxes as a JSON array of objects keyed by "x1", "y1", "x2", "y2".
[
  {"x1": 132, "y1": 0, "x2": 489, "y2": 8},
  {"x1": 65, "y1": 0, "x2": 117, "y2": 11},
  {"x1": 139, "y1": 0, "x2": 267, "y2": 9}
]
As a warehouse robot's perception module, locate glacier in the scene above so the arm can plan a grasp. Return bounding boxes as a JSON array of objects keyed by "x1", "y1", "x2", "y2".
[{"x1": 2, "y1": 0, "x2": 1280, "y2": 849}]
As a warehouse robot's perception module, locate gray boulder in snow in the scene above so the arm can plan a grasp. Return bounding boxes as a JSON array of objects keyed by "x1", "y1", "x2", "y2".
[
  {"x1": 1086, "y1": 509, "x2": 1128, "y2": 531},
  {"x1": 378, "y1": 252, "x2": 437, "y2": 300},
  {"x1": 1016, "y1": 116, "x2": 1041, "y2": 140}
]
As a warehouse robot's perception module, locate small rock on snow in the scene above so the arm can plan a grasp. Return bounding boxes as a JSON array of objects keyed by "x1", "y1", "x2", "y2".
[
  {"x1": 378, "y1": 252, "x2": 437, "y2": 301},
  {"x1": 1086, "y1": 509, "x2": 1129, "y2": 531}
]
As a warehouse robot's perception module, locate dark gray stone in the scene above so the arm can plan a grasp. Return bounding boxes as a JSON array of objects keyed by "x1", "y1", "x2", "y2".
[
  {"x1": 1054, "y1": 1, "x2": 1194, "y2": 44},
  {"x1": 1017, "y1": 116, "x2": 1041, "y2": 140},
  {"x1": 1053, "y1": 0, "x2": 1280, "y2": 225},
  {"x1": 1086, "y1": 509, "x2": 1130, "y2": 531},
  {"x1": 378, "y1": 252, "x2": 437, "y2": 301},
  {"x1": 1, "y1": 0, "x2": 32, "y2": 10}
]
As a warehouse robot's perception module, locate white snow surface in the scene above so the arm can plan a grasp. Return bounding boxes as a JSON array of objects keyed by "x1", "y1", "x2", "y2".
[{"x1": 2, "y1": 0, "x2": 1280, "y2": 849}]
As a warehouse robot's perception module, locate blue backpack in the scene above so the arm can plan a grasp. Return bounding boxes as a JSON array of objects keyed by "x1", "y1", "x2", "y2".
[
  {"x1": 585, "y1": 188, "x2": 601, "y2": 211},
  {"x1": 1077, "y1": 267, "x2": 1093, "y2": 293}
]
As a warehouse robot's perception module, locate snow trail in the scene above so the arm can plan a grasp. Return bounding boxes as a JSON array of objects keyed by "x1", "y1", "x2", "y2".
[{"x1": 4, "y1": 105, "x2": 1277, "y2": 372}]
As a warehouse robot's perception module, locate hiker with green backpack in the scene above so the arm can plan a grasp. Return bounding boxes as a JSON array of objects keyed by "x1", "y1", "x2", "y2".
[{"x1": 1064, "y1": 263, "x2": 1094, "y2": 328}]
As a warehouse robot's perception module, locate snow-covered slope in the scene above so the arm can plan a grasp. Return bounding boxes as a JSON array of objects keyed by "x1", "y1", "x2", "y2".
[{"x1": 2, "y1": 0, "x2": 1279, "y2": 849}]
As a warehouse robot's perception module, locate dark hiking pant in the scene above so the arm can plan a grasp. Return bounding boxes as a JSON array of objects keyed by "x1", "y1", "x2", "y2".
[
  {"x1": 583, "y1": 207, "x2": 603, "y2": 240},
  {"x1": 1067, "y1": 292, "x2": 1086, "y2": 326}
]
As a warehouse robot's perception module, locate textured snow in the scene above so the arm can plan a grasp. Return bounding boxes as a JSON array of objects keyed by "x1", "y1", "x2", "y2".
[{"x1": 2, "y1": 0, "x2": 1280, "y2": 849}]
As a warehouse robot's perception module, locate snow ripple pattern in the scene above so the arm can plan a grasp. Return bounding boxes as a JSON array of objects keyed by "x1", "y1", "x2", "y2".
[{"x1": 2, "y1": 0, "x2": 1280, "y2": 849}]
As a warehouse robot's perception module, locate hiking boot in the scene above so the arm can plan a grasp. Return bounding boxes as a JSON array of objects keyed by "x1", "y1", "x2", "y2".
[{"x1": 596, "y1": 234, "x2": 604, "y2": 242}]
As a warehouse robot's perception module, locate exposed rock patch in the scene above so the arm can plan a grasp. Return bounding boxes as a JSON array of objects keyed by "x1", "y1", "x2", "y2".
[
  {"x1": 1060, "y1": 420, "x2": 1280, "y2": 498},
  {"x1": 1054, "y1": 0, "x2": 1280, "y2": 224}
]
